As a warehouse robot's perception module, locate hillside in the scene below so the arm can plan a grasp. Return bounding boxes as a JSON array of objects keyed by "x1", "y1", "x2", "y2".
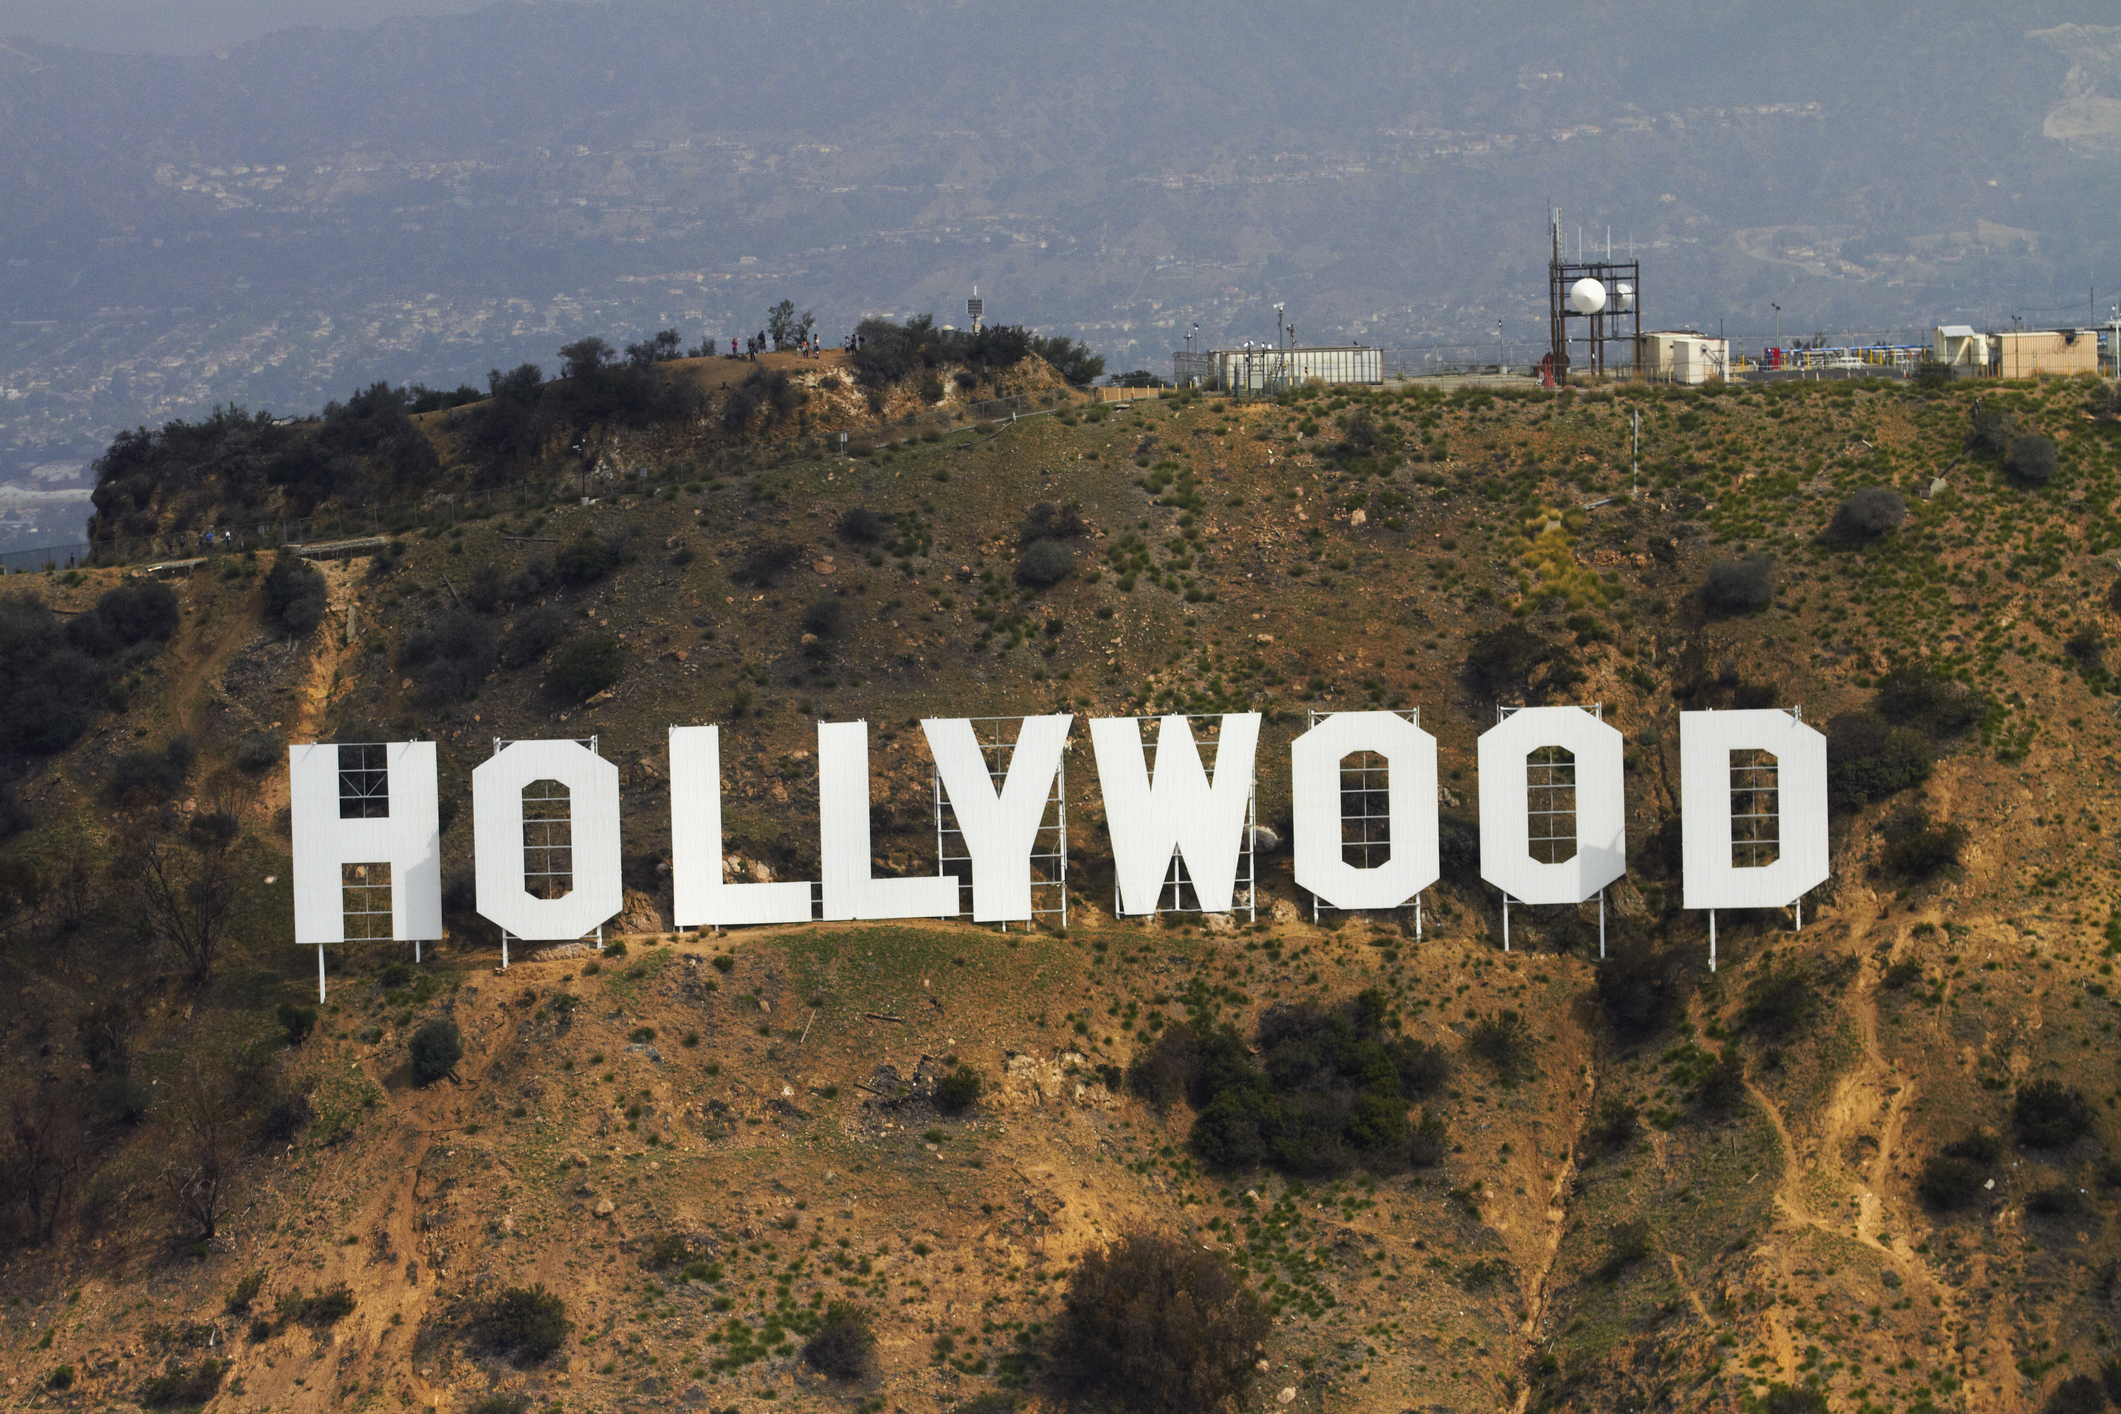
[{"x1": 4, "y1": 366, "x2": 2121, "y2": 1414}]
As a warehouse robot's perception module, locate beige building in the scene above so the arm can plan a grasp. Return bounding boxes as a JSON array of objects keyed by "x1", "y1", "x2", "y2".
[
  {"x1": 1994, "y1": 328, "x2": 2098, "y2": 379},
  {"x1": 1633, "y1": 331, "x2": 1729, "y2": 384}
]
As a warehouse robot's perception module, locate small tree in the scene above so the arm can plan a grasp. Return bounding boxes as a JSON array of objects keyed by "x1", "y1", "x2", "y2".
[
  {"x1": 262, "y1": 553, "x2": 327, "y2": 637},
  {"x1": 935, "y1": 1064, "x2": 983, "y2": 1114},
  {"x1": 766, "y1": 300, "x2": 799, "y2": 349},
  {"x1": 2008, "y1": 432, "x2": 2059, "y2": 484},
  {"x1": 1701, "y1": 556, "x2": 1775, "y2": 613},
  {"x1": 545, "y1": 634, "x2": 625, "y2": 702},
  {"x1": 802, "y1": 1300, "x2": 876, "y2": 1380},
  {"x1": 126, "y1": 820, "x2": 242, "y2": 988},
  {"x1": 1054, "y1": 1232, "x2": 1267, "y2": 1414},
  {"x1": 558, "y1": 337, "x2": 616, "y2": 382},
  {"x1": 409, "y1": 1019, "x2": 463, "y2": 1086},
  {"x1": 1017, "y1": 539, "x2": 1073, "y2": 587},
  {"x1": 1828, "y1": 487, "x2": 1905, "y2": 539},
  {"x1": 467, "y1": 1284, "x2": 570, "y2": 1364},
  {"x1": 2014, "y1": 1079, "x2": 2093, "y2": 1148}
]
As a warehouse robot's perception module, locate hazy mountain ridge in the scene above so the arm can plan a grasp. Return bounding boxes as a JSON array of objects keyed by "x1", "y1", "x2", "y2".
[{"x1": 2, "y1": 2, "x2": 2118, "y2": 535}]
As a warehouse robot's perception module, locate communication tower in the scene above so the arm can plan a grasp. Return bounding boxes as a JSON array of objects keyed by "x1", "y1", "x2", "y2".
[
  {"x1": 968, "y1": 286, "x2": 984, "y2": 334},
  {"x1": 1544, "y1": 211, "x2": 1640, "y2": 384}
]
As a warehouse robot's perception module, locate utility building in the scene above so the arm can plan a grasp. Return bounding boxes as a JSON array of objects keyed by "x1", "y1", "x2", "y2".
[
  {"x1": 1633, "y1": 331, "x2": 1728, "y2": 384},
  {"x1": 1172, "y1": 345, "x2": 1382, "y2": 392},
  {"x1": 1995, "y1": 329, "x2": 2098, "y2": 379}
]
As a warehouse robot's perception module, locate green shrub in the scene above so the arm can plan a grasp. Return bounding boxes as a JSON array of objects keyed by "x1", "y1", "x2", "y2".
[
  {"x1": 1466, "y1": 1008, "x2": 1535, "y2": 1079},
  {"x1": 2008, "y1": 432, "x2": 2059, "y2": 484},
  {"x1": 1021, "y1": 501, "x2": 1086, "y2": 542},
  {"x1": 1017, "y1": 539, "x2": 1074, "y2": 588},
  {"x1": 1052, "y1": 1232, "x2": 1266, "y2": 1414},
  {"x1": 409, "y1": 1018, "x2": 463, "y2": 1085},
  {"x1": 1183, "y1": 989, "x2": 1446, "y2": 1177},
  {"x1": 466, "y1": 1395, "x2": 532, "y2": 1414},
  {"x1": 545, "y1": 633, "x2": 624, "y2": 702},
  {"x1": 837, "y1": 507, "x2": 891, "y2": 544},
  {"x1": 1916, "y1": 1155, "x2": 1987, "y2": 1209},
  {"x1": 1759, "y1": 1385, "x2": 1828, "y2": 1414},
  {"x1": 801, "y1": 1300, "x2": 876, "y2": 1381},
  {"x1": 1878, "y1": 809, "x2": 1967, "y2": 878},
  {"x1": 262, "y1": 553, "x2": 327, "y2": 636},
  {"x1": 1828, "y1": 486, "x2": 1905, "y2": 539},
  {"x1": 935, "y1": 1064, "x2": 983, "y2": 1114},
  {"x1": 467, "y1": 1284, "x2": 570, "y2": 1365},
  {"x1": 1590, "y1": 1097, "x2": 1640, "y2": 1149},
  {"x1": 277, "y1": 1002, "x2": 318, "y2": 1047},
  {"x1": 293, "y1": 1284, "x2": 355, "y2": 1326},
  {"x1": 1701, "y1": 555, "x2": 1775, "y2": 613},
  {"x1": 225, "y1": 1271, "x2": 266, "y2": 1313},
  {"x1": 1826, "y1": 710, "x2": 1931, "y2": 812},
  {"x1": 46, "y1": 1365, "x2": 72, "y2": 1390},
  {"x1": 2015, "y1": 1080, "x2": 2094, "y2": 1148},
  {"x1": 1593, "y1": 1220, "x2": 1652, "y2": 1283},
  {"x1": 139, "y1": 1359, "x2": 226, "y2": 1408},
  {"x1": 2046, "y1": 1374, "x2": 2108, "y2": 1414},
  {"x1": 500, "y1": 604, "x2": 568, "y2": 668},
  {"x1": 553, "y1": 532, "x2": 615, "y2": 585},
  {"x1": 1739, "y1": 964, "x2": 1818, "y2": 1038}
]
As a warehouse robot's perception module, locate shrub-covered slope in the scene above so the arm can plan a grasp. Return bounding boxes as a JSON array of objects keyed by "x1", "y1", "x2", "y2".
[{"x1": 6, "y1": 369, "x2": 2121, "y2": 1414}]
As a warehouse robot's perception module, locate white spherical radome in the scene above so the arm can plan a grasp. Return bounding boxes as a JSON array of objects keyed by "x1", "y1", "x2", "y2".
[{"x1": 1568, "y1": 277, "x2": 1607, "y2": 315}]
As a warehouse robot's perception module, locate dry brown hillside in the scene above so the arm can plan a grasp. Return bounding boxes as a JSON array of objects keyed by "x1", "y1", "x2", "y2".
[{"x1": 6, "y1": 371, "x2": 2121, "y2": 1414}]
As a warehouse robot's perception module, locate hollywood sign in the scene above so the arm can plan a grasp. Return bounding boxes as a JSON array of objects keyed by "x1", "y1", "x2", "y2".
[{"x1": 288, "y1": 707, "x2": 1826, "y2": 970}]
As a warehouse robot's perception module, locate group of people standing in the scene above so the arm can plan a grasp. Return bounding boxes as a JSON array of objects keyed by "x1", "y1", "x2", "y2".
[{"x1": 728, "y1": 330, "x2": 831, "y2": 360}]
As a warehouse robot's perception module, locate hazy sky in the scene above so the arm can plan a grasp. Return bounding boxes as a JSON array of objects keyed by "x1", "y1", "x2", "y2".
[{"x1": 0, "y1": 0, "x2": 511, "y2": 53}]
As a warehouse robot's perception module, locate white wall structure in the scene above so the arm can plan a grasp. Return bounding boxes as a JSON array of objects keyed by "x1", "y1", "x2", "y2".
[
  {"x1": 1477, "y1": 707, "x2": 1626, "y2": 904},
  {"x1": 668, "y1": 725, "x2": 815, "y2": 927},
  {"x1": 1679, "y1": 710, "x2": 1829, "y2": 910},
  {"x1": 924, "y1": 715, "x2": 1072, "y2": 923},
  {"x1": 818, "y1": 721, "x2": 959, "y2": 922},
  {"x1": 1291, "y1": 711, "x2": 1438, "y2": 910},
  {"x1": 1089, "y1": 713, "x2": 1259, "y2": 915},
  {"x1": 288, "y1": 742, "x2": 442, "y2": 944},
  {"x1": 472, "y1": 739, "x2": 623, "y2": 940}
]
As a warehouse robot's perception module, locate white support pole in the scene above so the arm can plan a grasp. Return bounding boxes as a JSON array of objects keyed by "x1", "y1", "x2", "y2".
[
  {"x1": 414, "y1": 938, "x2": 421, "y2": 965},
  {"x1": 317, "y1": 944, "x2": 327, "y2": 1003},
  {"x1": 1415, "y1": 892, "x2": 1423, "y2": 940},
  {"x1": 1709, "y1": 910, "x2": 1717, "y2": 973},
  {"x1": 1502, "y1": 896, "x2": 1511, "y2": 952},
  {"x1": 502, "y1": 931, "x2": 510, "y2": 971},
  {"x1": 1794, "y1": 897, "x2": 1803, "y2": 932},
  {"x1": 1598, "y1": 889, "x2": 1606, "y2": 960}
]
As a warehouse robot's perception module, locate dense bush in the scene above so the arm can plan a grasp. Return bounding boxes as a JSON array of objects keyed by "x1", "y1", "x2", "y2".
[
  {"x1": 1969, "y1": 404, "x2": 2017, "y2": 458},
  {"x1": 1171, "y1": 989, "x2": 1447, "y2": 1176},
  {"x1": 1826, "y1": 711, "x2": 1932, "y2": 812},
  {"x1": 1694, "y1": 1049, "x2": 1748, "y2": 1116},
  {"x1": 733, "y1": 541, "x2": 803, "y2": 586},
  {"x1": 139, "y1": 1359, "x2": 227, "y2": 1408},
  {"x1": 848, "y1": 314, "x2": 1100, "y2": 389},
  {"x1": 236, "y1": 729, "x2": 281, "y2": 775},
  {"x1": 2014, "y1": 1080, "x2": 2094, "y2": 1148},
  {"x1": 109, "y1": 736, "x2": 196, "y2": 802},
  {"x1": 1916, "y1": 1154, "x2": 1988, "y2": 1209},
  {"x1": 409, "y1": 1018, "x2": 463, "y2": 1085},
  {"x1": 545, "y1": 633, "x2": 625, "y2": 702},
  {"x1": 1017, "y1": 539, "x2": 1074, "y2": 587},
  {"x1": 277, "y1": 1002, "x2": 317, "y2": 1047},
  {"x1": 1596, "y1": 936, "x2": 1685, "y2": 1039},
  {"x1": 2046, "y1": 1374, "x2": 2109, "y2": 1414},
  {"x1": 801, "y1": 597, "x2": 847, "y2": 640},
  {"x1": 1759, "y1": 1384, "x2": 1829, "y2": 1414},
  {"x1": 0, "y1": 592, "x2": 163, "y2": 756},
  {"x1": 75, "y1": 580, "x2": 180, "y2": 650},
  {"x1": 465, "y1": 1395, "x2": 532, "y2": 1414},
  {"x1": 1878, "y1": 808, "x2": 1967, "y2": 878},
  {"x1": 398, "y1": 608, "x2": 497, "y2": 702},
  {"x1": 500, "y1": 605, "x2": 568, "y2": 668},
  {"x1": 1828, "y1": 486, "x2": 1905, "y2": 538},
  {"x1": 2008, "y1": 432, "x2": 2060, "y2": 484},
  {"x1": 553, "y1": 532, "x2": 616, "y2": 586},
  {"x1": 1021, "y1": 501, "x2": 1086, "y2": 542},
  {"x1": 1052, "y1": 1232, "x2": 1267, "y2": 1414},
  {"x1": 721, "y1": 367, "x2": 802, "y2": 433},
  {"x1": 801, "y1": 1300, "x2": 876, "y2": 1381},
  {"x1": 466, "y1": 1284, "x2": 570, "y2": 1365},
  {"x1": 935, "y1": 1064, "x2": 983, "y2": 1114},
  {"x1": 1593, "y1": 1219, "x2": 1652, "y2": 1283},
  {"x1": 1740, "y1": 963, "x2": 1819, "y2": 1038},
  {"x1": 1701, "y1": 555, "x2": 1775, "y2": 613},
  {"x1": 837, "y1": 507, "x2": 892, "y2": 544},
  {"x1": 1868, "y1": 662, "x2": 1985, "y2": 738},
  {"x1": 262, "y1": 552, "x2": 328, "y2": 637},
  {"x1": 1466, "y1": 1009, "x2": 1535, "y2": 1080},
  {"x1": 1462, "y1": 623, "x2": 1553, "y2": 700}
]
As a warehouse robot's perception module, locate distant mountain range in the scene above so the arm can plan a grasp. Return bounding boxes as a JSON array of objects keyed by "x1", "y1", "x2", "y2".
[{"x1": 2, "y1": 1, "x2": 2118, "y2": 539}]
